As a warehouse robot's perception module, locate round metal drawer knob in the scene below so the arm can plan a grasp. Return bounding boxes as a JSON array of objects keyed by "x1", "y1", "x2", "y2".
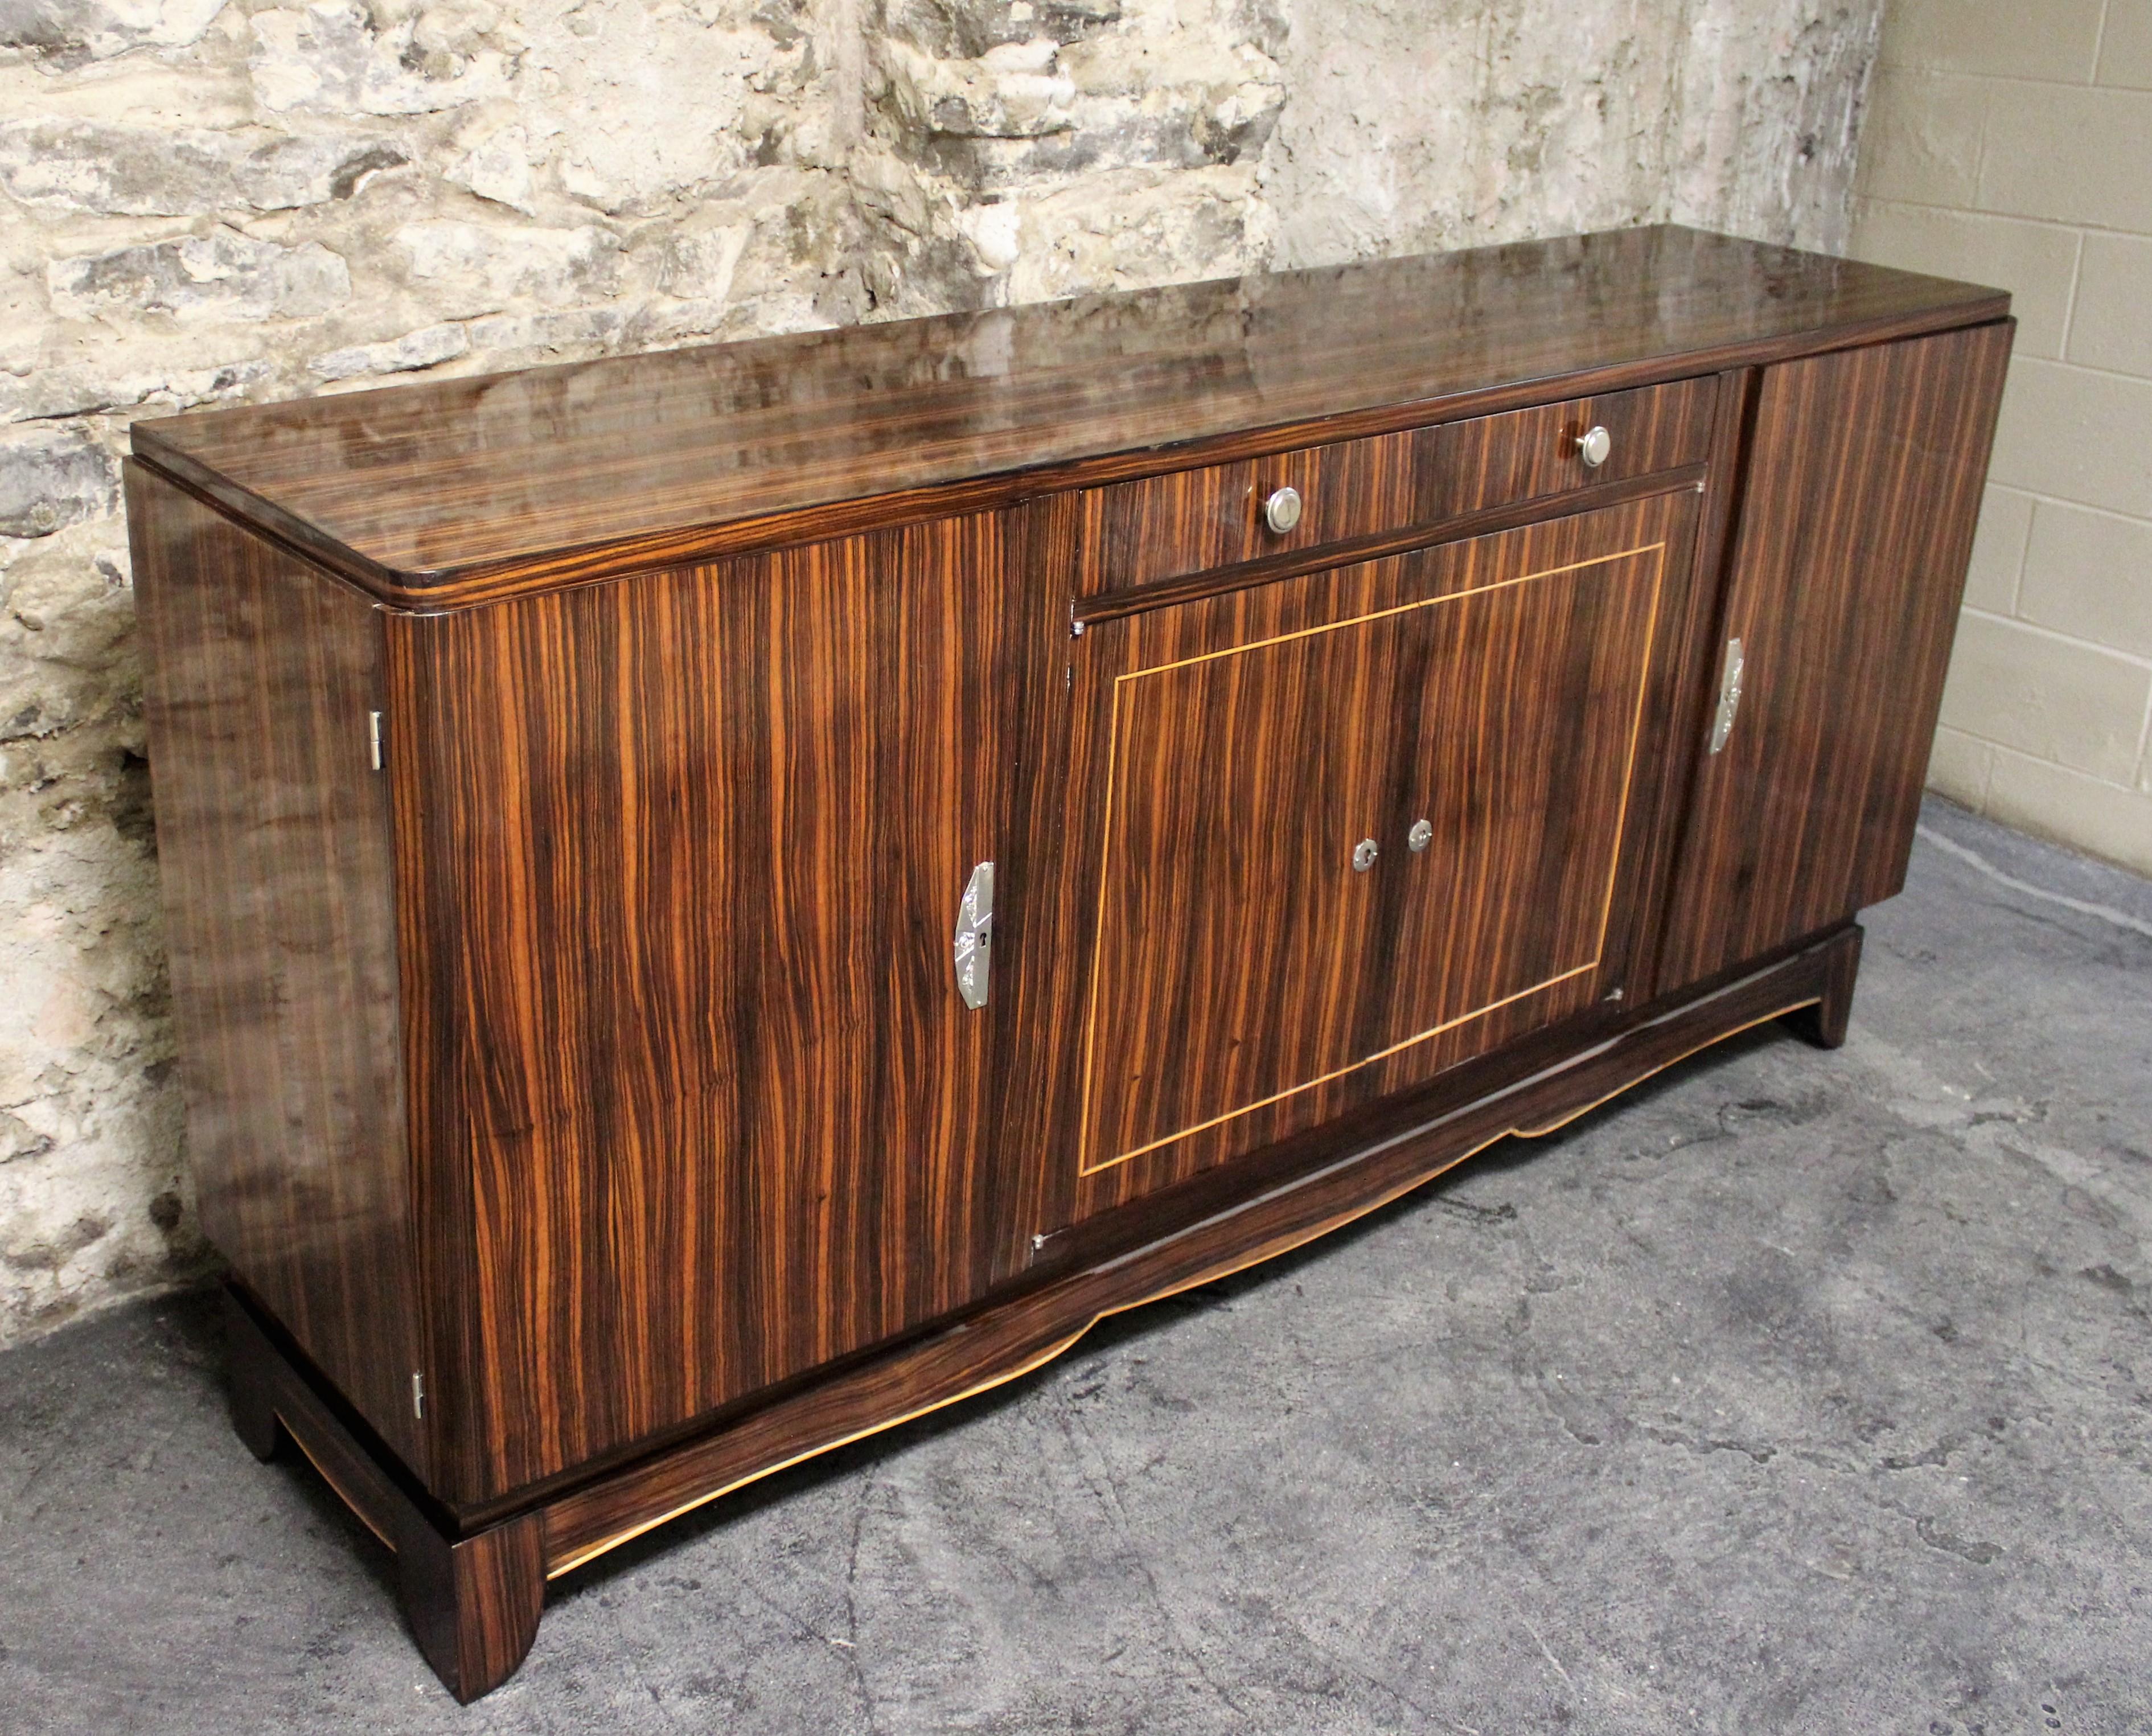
[
  {"x1": 1407, "y1": 818, "x2": 1434, "y2": 852},
  {"x1": 1575, "y1": 425, "x2": 1612, "y2": 468},
  {"x1": 1264, "y1": 485, "x2": 1304, "y2": 533},
  {"x1": 1352, "y1": 838, "x2": 1378, "y2": 872}
]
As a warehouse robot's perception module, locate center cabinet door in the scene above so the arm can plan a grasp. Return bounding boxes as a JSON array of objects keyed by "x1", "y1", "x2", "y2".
[
  {"x1": 388, "y1": 511, "x2": 1034, "y2": 1505},
  {"x1": 1062, "y1": 490, "x2": 1701, "y2": 1223}
]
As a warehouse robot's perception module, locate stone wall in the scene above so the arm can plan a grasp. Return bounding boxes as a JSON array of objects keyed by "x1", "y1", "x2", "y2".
[{"x1": 0, "y1": 0, "x2": 1883, "y2": 1344}]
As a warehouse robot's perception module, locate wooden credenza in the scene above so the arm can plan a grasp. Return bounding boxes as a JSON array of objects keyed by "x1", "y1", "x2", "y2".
[{"x1": 125, "y1": 225, "x2": 2011, "y2": 1700}]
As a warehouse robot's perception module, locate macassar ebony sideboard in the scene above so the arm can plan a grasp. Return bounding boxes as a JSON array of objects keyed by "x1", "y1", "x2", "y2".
[{"x1": 125, "y1": 224, "x2": 2012, "y2": 1700}]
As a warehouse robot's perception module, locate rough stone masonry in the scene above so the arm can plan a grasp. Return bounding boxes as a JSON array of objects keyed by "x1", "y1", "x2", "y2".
[{"x1": 0, "y1": 0, "x2": 1883, "y2": 1343}]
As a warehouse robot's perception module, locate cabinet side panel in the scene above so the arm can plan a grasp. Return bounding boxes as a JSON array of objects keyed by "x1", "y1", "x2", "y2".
[
  {"x1": 126, "y1": 462, "x2": 425, "y2": 1475},
  {"x1": 1656, "y1": 322, "x2": 2013, "y2": 992}
]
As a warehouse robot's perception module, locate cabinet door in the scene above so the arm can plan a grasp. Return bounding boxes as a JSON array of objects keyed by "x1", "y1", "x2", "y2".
[
  {"x1": 1063, "y1": 491, "x2": 1698, "y2": 1221},
  {"x1": 389, "y1": 512, "x2": 1032, "y2": 1503},
  {"x1": 1656, "y1": 322, "x2": 2011, "y2": 994}
]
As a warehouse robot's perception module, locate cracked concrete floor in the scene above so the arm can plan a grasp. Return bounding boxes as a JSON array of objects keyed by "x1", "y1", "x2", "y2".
[{"x1": 3, "y1": 796, "x2": 2149, "y2": 1735}]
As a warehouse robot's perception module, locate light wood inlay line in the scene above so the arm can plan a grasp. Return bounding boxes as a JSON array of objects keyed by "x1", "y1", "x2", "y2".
[
  {"x1": 1072, "y1": 668, "x2": 1131, "y2": 1184},
  {"x1": 1073, "y1": 540, "x2": 1669, "y2": 1178},
  {"x1": 1508, "y1": 998, "x2": 1820, "y2": 1140},
  {"x1": 1115, "y1": 541, "x2": 1666, "y2": 684},
  {"x1": 545, "y1": 1107, "x2": 1525, "y2": 1579},
  {"x1": 1080, "y1": 965, "x2": 1597, "y2": 1175},
  {"x1": 281, "y1": 1415, "x2": 397, "y2": 1552},
  {"x1": 1590, "y1": 545, "x2": 1670, "y2": 959},
  {"x1": 543, "y1": 1324, "x2": 1092, "y2": 1579}
]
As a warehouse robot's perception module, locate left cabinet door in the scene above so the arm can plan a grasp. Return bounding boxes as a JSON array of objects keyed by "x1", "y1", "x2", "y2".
[{"x1": 387, "y1": 511, "x2": 1028, "y2": 1504}]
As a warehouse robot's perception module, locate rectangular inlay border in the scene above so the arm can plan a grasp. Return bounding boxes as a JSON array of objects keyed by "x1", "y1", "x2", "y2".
[{"x1": 1074, "y1": 539, "x2": 1670, "y2": 1177}]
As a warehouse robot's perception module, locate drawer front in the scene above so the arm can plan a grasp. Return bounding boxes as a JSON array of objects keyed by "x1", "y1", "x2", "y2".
[{"x1": 1073, "y1": 376, "x2": 1715, "y2": 596}]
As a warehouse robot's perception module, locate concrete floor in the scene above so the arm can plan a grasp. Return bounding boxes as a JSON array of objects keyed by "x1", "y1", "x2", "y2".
[{"x1": 3, "y1": 796, "x2": 2149, "y2": 1734}]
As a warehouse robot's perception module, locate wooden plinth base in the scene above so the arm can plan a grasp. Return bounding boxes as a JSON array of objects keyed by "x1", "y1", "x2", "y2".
[
  {"x1": 227, "y1": 924, "x2": 1861, "y2": 1702},
  {"x1": 227, "y1": 1299, "x2": 543, "y2": 1703}
]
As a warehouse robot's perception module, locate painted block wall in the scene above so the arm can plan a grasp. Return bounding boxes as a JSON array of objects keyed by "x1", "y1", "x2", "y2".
[{"x1": 1852, "y1": 0, "x2": 2152, "y2": 876}]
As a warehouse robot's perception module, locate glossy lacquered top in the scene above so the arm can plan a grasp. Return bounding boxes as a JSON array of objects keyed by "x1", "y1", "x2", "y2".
[{"x1": 132, "y1": 224, "x2": 2007, "y2": 606}]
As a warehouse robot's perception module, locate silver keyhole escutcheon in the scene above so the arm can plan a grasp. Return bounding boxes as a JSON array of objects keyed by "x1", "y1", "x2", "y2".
[
  {"x1": 1264, "y1": 485, "x2": 1303, "y2": 533},
  {"x1": 1352, "y1": 838, "x2": 1379, "y2": 872},
  {"x1": 1707, "y1": 635, "x2": 1746, "y2": 756},
  {"x1": 1575, "y1": 425, "x2": 1611, "y2": 468},
  {"x1": 1407, "y1": 818, "x2": 1434, "y2": 852},
  {"x1": 953, "y1": 861, "x2": 994, "y2": 1009}
]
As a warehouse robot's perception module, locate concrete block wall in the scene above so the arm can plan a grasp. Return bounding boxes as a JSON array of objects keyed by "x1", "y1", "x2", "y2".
[
  {"x1": 0, "y1": 0, "x2": 1885, "y2": 1344},
  {"x1": 1851, "y1": 0, "x2": 2152, "y2": 877}
]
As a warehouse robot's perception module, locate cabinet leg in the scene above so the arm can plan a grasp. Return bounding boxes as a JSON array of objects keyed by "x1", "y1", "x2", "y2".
[
  {"x1": 223, "y1": 1288, "x2": 547, "y2": 1702},
  {"x1": 396, "y1": 1508, "x2": 547, "y2": 1705},
  {"x1": 1780, "y1": 923, "x2": 1862, "y2": 1050},
  {"x1": 224, "y1": 1294, "x2": 288, "y2": 1463}
]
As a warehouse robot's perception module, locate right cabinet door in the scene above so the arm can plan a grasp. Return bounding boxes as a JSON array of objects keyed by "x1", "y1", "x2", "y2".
[{"x1": 1655, "y1": 322, "x2": 2013, "y2": 995}]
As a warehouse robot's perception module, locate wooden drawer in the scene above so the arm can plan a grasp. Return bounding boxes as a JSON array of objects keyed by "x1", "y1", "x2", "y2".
[{"x1": 1071, "y1": 375, "x2": 1716, "y2": 596}]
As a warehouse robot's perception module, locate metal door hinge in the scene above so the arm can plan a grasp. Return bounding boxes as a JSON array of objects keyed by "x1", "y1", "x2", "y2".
[
  {"x1": 954, "y1": 861, "x2": 995, "y2": 1009},
  {"x1": 368, "y1": 709, "x2": 385, "y2": 772},
  {"x1": 411, "y1": 1371, "x2": 425, "y2": 1419},
  {"x1": 1706, "y1": 636, "x2": 1744, "y2": 756}
]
